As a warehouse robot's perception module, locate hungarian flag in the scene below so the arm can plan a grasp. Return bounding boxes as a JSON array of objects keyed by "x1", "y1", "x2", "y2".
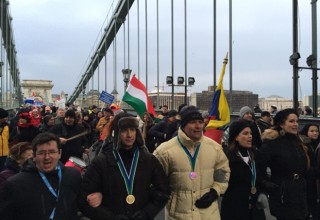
[
  {"x1": 122, "y1": 74, "x2": 156, "y2": 118},
  {"x1": 206, "y1": 54, "x2": 230, "y2": 129}
]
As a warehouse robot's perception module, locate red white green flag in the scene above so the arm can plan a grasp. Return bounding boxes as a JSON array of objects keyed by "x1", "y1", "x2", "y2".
[{"x1": 122, "y1": 74, "x2": 156, "y2": 117}]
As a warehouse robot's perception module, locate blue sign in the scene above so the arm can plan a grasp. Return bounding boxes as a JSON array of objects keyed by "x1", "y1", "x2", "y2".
[{"x1": 99, "y1": 91, "x2": 114, "y2": 104}]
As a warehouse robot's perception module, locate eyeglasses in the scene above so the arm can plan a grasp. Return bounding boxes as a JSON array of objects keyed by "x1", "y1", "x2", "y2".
[{"x1": 36, "y1": 150, "x2": 59, "y2": 156}]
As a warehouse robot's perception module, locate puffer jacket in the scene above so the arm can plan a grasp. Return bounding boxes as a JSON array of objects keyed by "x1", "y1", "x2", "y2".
[
  {"x1": 256, "y1": 129, "x2": 309, "y2": 219},
  {"x1": 154, "y1": 128, "x2": 230, "y2": 220}
]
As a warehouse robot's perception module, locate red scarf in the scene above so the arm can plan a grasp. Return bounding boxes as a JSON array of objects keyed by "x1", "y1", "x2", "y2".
[{"x1": 18, "y1": 122, "x2": 33, "y2": 128}]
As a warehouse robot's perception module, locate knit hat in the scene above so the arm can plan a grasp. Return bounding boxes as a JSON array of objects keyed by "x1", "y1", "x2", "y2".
[
  {"x1": 65, "y1": 109, "x2": 76, "y2": 118},
  {"x1": 201, "y1": 111, "x2": 210, "y2": 119},
  {"x1": 228, "y1": 119, "x2": 251, "y2": 145},
  {"x1": 180, "y1": 105, "x2": 203, "y2": 128},
  {"x1": 261, "y1": 111, "x2": 271, "y2": 117},
  {"x1": 273, "y1": 108, "x2": 298, "y2": 127},
  {"x1": 43, "y1": 114, "x2": 54, "y2": 125},
  {"x1": 82, "y1": 111, "x2": 90, "y2": 117},
  {"x1": 239, "y1": 106, "x2": 252, "y2": 118},
  {"x1": 19, "y1": 112, "x2": 31, "y2": 121},
  {"x1": 167, "y1": 110, "x2": 178, "y2": 118},
  {"x1": 0, "y1": 108, "x2": 8, "y2": 119}
]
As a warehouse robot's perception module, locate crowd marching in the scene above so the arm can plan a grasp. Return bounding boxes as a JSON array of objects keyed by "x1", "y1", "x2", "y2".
[{"x1": 0, "y1": 103, "x2": 319, "y2": 220}]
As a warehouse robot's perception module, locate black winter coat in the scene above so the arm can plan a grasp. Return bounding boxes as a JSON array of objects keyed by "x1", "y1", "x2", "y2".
[
  {"x1": 50, "y1": 122, "x2": 89, "y2": 163},
  {"x1": 9, "y1": 125, "x2": 39, "y2": 144},
  {"x1": 256, "y1": 130, "x2": 309, "y2": 220},
  {"x1": 148, "y1": 120, "x2": 171, "y2": 146},
  {"x1": 221, "y1": 148, "x2": 265, "y2": 220},
  {"x1": 0, "y1": 162, "x2": 82, "y2": 220},
  {"x1": 79, "y1": 145, "x2": 170, "y2": 220}
]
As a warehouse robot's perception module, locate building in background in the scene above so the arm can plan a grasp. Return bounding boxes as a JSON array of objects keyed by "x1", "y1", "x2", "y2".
[
  {"x1": 258, "y1": 95, "x2": 298, "y2": 111},
  {"x1": 190, "y1": 88, "x2": 259, "y2": 113},
  {"x1": 303, "y1": 94, "x2": 320, "y2": 113},
  {"x1": 21, "y1": 80, "x2": 53, "y2": 104}
]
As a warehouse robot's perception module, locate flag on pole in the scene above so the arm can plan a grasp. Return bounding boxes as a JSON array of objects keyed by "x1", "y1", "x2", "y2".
[
  {"x1": 206, "y1": 53, "x2": 230, "y2": 129},
  {"x1": 122, "y1": 74, "x2": 157, "y2": 117}
]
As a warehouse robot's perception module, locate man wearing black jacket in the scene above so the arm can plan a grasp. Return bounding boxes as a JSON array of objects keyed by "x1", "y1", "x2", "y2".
[
  {"x1": 79, "y1": 113, "x2": 170, "y2": 220},
  {"x1": 0, "y1": 132, "x2": 82, "y2": 220}
]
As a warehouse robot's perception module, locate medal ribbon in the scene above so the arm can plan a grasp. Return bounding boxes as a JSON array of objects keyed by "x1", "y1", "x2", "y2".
[
  {"x1": 113, "y1": 146, "x2": 139, "y2": 196},
  {"x1": 248, "y1": 152, "x2": 256, "y2": 189},
  {"x1": 39, "y1": 164, "x2": 62, "y2": 220},
  {"x1": 177, "y1": 136, "x2": 200, "y2": 171}
]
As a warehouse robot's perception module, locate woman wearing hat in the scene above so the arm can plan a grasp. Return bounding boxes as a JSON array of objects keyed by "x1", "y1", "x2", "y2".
[
  {"x1": 221, "y1": 119, "x2": 265, "y2": 220},
  {"x1": 9, "y1": 110, "x2": 39, "y2": 146},
  {"x1": 256, "y1": 108, "x2": 310, "y2": 220}
]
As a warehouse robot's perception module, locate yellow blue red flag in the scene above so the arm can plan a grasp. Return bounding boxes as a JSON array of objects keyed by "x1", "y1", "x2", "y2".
[{"x1": 206, "y1": 54, "x2": 230, "y2": 129}]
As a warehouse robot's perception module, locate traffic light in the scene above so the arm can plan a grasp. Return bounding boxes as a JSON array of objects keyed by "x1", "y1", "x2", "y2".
[
  {"x1": 177, "y1": 77, "x2": 184, "y2": 85},
  {"x1": 166, "y1": 76, "x2": 173, "y2": 85},
  {"x1": 188, "y1": 77, "x2": 195, "y2": 86}
]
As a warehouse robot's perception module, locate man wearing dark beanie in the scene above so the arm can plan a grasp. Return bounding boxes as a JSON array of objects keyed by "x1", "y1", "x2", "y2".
[
  {"x1": 0, "y1": 108, "x2": 9, "y2": 171},
  {"x1": 154, "y1": 105, "x2": 230, "y2": 219}
]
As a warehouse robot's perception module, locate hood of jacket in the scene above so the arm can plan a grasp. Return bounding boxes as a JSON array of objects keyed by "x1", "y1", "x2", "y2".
[{"x1": 261, "y1": 128, "x2": 279, "y2": 141}]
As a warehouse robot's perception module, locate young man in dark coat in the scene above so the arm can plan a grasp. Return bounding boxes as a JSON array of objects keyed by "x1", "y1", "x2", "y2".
[
  {"x1": 79, "y1": 112, "x2": 170, "y2": 220},
  {"x1": 148, "y1": 110, "x2": 178, "y2": 147},
  {"x1": 50, "y1": 109, "x2": 89, "y2": 164},
  {"x1": 0, "y1": 132, "x2": 82, "y2": 220}
]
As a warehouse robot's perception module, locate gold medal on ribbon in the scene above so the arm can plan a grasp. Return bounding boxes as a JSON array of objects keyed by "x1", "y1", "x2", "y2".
[
  {"x1": 126, "y1": 195, "x2": 135, "y2": 204},
  {"x1": 251, "y1": 186, "x2": 257, "y2": 194}
]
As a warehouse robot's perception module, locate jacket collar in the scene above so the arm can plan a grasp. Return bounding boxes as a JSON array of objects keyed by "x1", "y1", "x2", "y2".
[{"x1": 177, "y1": 127, "x2": 203, "y2": 149}]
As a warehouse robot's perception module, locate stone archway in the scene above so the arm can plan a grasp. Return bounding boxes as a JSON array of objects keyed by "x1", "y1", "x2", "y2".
[{"x1": 21, "y1": 80, "x2": 53, "y2": 104}]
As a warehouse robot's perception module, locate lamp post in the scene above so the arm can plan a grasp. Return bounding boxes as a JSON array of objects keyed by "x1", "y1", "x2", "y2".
[
  {"x1": 166, "y1": 76, "x2": 195, "y2": 106},
  {"x1": 122, "y1": 68, "x2": 132, "y2": 93}
]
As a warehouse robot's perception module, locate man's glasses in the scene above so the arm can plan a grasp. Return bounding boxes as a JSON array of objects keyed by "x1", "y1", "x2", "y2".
[{"x1": 36, "y1": 150, "x2": 59, "y2": 156}]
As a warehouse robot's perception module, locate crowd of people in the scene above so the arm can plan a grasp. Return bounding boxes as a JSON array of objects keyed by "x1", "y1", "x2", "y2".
[{"x1": 0, "y1": 103, "x2": 319, "y2": 220}]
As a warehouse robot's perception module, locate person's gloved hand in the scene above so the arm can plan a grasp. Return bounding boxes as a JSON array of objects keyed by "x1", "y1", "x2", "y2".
[
  {"x1": 195, "y1": 188, "x2": 218, "y2": 209},
  {"x1": 115, "y1": 214, "x2": 130, "y2": 220},
  {"x1": 131, "y1": 210, "x2": 148, "y2": 220}
]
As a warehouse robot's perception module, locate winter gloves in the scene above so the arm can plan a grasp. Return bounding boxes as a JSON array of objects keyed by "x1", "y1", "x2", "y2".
[{"x1": 195, "y1": 188, "x2": 218, "y2": 209}]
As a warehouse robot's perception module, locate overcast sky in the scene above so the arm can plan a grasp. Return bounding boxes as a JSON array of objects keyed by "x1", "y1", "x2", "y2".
[{"x1": 8, "y1": 0, "x2": 320, "y2": 100}]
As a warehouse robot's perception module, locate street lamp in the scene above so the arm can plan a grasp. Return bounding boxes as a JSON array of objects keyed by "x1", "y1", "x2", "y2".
[
  {"x1": 166, "y1": 76, "x2": 195, "y2": 105},
  {"x1": 122, "y1": 69, "x2": 132, "y2": 92}
]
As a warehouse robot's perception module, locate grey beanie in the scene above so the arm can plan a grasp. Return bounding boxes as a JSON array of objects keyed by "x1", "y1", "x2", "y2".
[{"x1": 239, "y1": 106, "x2": 252, "y2": 118}]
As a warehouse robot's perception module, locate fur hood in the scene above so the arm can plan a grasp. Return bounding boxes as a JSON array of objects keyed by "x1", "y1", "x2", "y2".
[
  {"x1": 299, "y1": 134, "x2": 311, "y2": 144},
  {"x1": 261, "y1": 128, "x2": 279, "y2": 141}
]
